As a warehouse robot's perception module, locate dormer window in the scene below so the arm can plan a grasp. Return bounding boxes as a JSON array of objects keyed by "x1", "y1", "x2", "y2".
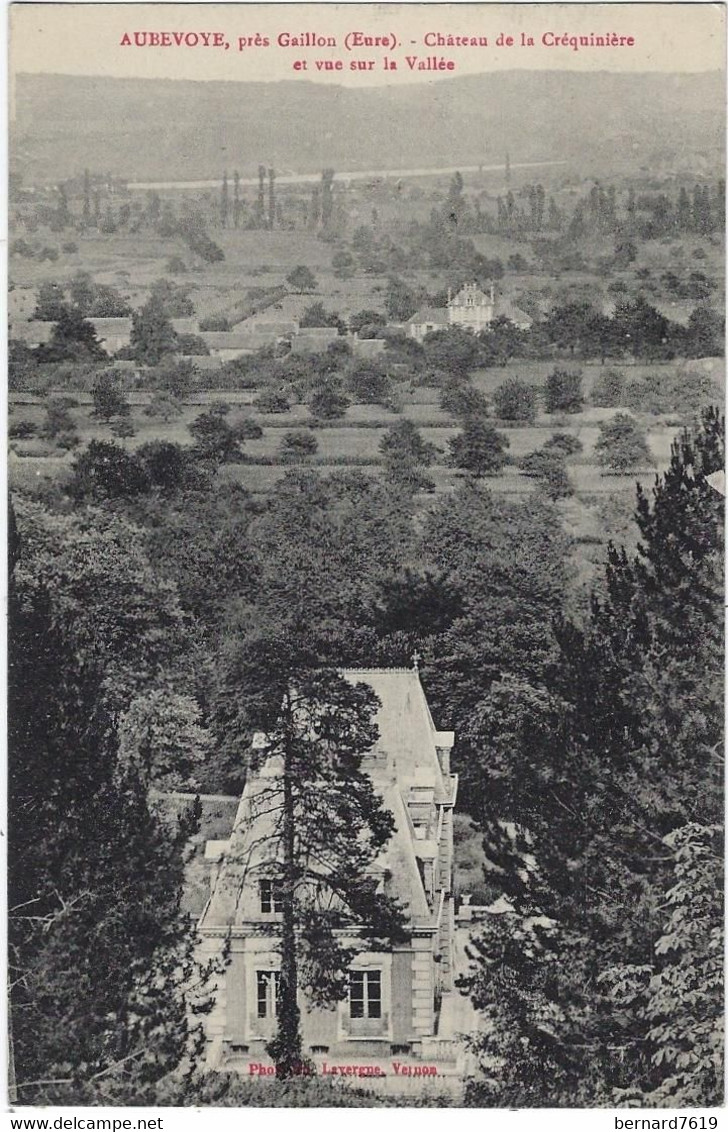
[{"x1": 259, "y1": 878, "x2": 284, "y2": 914}]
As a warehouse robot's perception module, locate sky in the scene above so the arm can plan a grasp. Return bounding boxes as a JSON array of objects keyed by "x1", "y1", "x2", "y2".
[{"x1": 9, "y1": 2, "x2": 727, "y2": 88}]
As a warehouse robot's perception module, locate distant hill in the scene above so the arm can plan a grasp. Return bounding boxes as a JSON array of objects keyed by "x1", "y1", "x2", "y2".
[{"x1": 11, "y1": 70, "x2": 725, "y2": 183}]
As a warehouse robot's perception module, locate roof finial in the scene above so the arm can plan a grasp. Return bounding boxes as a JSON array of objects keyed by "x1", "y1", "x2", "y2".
[{"x1": 412, "y1": 649, "x2": 421, "y2": 672}]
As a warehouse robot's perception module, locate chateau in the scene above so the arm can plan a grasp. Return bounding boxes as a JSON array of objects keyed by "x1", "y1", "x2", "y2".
[
  {"x1": 197, "y1": 666, "x2": 471, "y2": 1092},
  {"x1": 407, "y1": 282, "x2": 495, "y2": 341}
]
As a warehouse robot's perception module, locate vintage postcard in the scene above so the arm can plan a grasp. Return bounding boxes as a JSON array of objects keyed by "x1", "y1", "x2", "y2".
[{"x1": 7, "y1": 1, "x2": 725, "y2": 1114}]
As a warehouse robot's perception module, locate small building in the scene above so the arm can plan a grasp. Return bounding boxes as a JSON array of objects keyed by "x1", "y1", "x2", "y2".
[
  {"x1": 87, "y1": 317, "x2": 133, "y2": 353},
  {"x1": 235, "y1": 318, "x2": 300, "y2": 338},
  {"x1": 447, "y1": 283, "x2": 495, "y2": 333},
  {"x1": 493, "y1": 299, "x2": 533, "y2": 331},
  {"x1": 406, "y1": 307, "x2": 449, "y2": 343},
  {"x1": 200, "y1": 332, "x2": 276, "y2": 360},
  {"x1": 290, "y1": 327, "x2": 341, "y2": 354},
  {"x1": 197, "y1": 666, "x2": 469, "y2": 1093}
]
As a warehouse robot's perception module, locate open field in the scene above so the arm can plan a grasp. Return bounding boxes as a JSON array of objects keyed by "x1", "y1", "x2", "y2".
[{"x1": 9, "y1": 395, "x2": 681, "y2": 469}]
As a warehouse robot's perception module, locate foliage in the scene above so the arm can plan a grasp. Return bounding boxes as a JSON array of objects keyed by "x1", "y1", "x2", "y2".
[
  {"x1": 310, "y1": 382, "x2": 350, "y2": 421},
  {"x1": 36, "y1": 307, "x2": 107, "y2": 364},
  {"x1": 595, "y1": 413, "x2": 654, "y2": 472},
  {"x1": 255, "y1": 389, "x2": 291, "y2": 413},
  {"x1": 448, "y1": 419, "x2": 509, "y2": 476},
  {"x1": 136, "y1": 440, "x2": 195, "y2": 492},
  {"x1": 279, "y1": 430, "x2": 318, "y2": 460},
  {"x1": 462, "y1": 409, "x2": 723, "y2": 1106},
  {"x1": 91, "y1": 372, "x2": 131, "y2": 422},
  {"x1": 544, "y1": 368, "x2": 584, "y2": 414},
  {"x1": 199, "y1": 314, "x2": 231, "y2": 332},
  {"x1": 439, "y1": 380, "x2": 489, "y2": 419},
  {"x1": 69, "y1": 440, "x2": 150, "y2": 500},
  {"x1": 492, "y1": 377, "x2": 537, "y2": 422},
  {"x1": 422, "y1": 326, "x2": 481, "y2": 380},
  {"x1": 345, "y1": 362, "x2": 393, "y2": 407},
  {"x1": 144, "y1": 391, "x2": 183, "y2": 421},
  {"x1": 300, "y1": 303, "x2": 345, "y2": 332},
  {"x1": 118, "y1": 689, "x2": 211, "y2": 791},
  {"x1": 176, "y1": 333, "x2": 210, "y2": 356},
  {"x1": 41, "y1": 395, "x2": 78, "y2": 440},
  {"x1": 591, "y1": 368, "x2": 626, "y2": 408},
  {"x1": 246, "y1": 670, "x2": 407, "y2": 1076},
  {"x1": 9, "y1": 500, "x2": 205, "y2": 1104},
  {"x1": 130, "y1": 296, "x2": 179, "y2": 365},
  {"x1": 379, "y1": 419, "x2": 437, "y2": 492},
  {"x1": 542, "y1": 432, "x2": 583, "y2": 457},
  {"x1": 189, "y1": 411, "x2": 246, "y2": 464},
  {"x1": 286, "y1": 266, "x2": 317, "y2": 293}
]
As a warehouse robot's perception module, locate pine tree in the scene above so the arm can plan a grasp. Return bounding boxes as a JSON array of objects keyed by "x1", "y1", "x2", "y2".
[
  {"x1": 462, "y1": 408, "x2": 724, "y2": 1106},
  {"x1": 240, "y1": 668, "x2": 407, "y2": 1077}
]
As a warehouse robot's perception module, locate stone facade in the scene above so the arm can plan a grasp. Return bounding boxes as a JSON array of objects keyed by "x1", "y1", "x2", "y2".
[{"x1": 197, "y1": 667, "x2": 465, "y2": 1091}]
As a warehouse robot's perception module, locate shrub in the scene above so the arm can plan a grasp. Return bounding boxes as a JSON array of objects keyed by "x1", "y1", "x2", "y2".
[
  {"x1": 595, "y1": 413, "x2": 654, "y2": 473},
  {"x1": 199, "y1": 314, "x2": 232, "y2": 332},
  {"x1": 54, "y1": 430, "x2": 81, "y2": 450},
  {"x1": 279, "y1": 430, "x2": 319, "y2": 460},
  {"x1": 542, "y1": 432, "x2": 583, "y2": 457},
  {"x1": 110, "y1": 419, "x2": 137, "y2": 439},
  {"x1": 9, "y1": 419, "x2": 38, "y2": 439},
  {"x1": 448, "y1": 419, "x2": 509, "y2": 476},
  {"x1": 492, "y1": 378, "x2": 537, "y2": 422},
  {"x1": 591, "y1": 369, "x2": 626, "y2": 408},
  {"x1": 440, "y1": 381, "x2": 489, "y2": 419},
  {"x1": 310, "y1": 385, "x2": 349, "y2": 421},
  {"x1": 544, "y1": 369, "x2": 584, "y2": 414},
  {"x1": 254, "y1": 389, "x2": 291, "y2": 413}
]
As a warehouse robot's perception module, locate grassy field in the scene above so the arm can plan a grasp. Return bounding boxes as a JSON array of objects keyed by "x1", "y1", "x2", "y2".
[{"x1": 9, "y1": 396, "x2": 680, "y2": 470}]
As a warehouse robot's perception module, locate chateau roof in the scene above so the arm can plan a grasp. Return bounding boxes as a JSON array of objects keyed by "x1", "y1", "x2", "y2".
[
  {"x1": 449, "y1": 283, "x2": 491, "y2": 308},
  {"x1": 200, "y1": 667, "x2": 455, "y2": 933}
]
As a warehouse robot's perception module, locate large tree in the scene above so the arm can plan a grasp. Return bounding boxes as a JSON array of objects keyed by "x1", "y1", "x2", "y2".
[
  {"x1": 130, "y1": 295, "x2": 178, "y2": 365},
  {"x1": 461, "y1": 408, "x2": 724, "y2": 1106},
  {"x1": 8, "y1": 499, "x2": 207, "y2": 1104},
  {"x1": 448, "y1": 419, "x2": 509, "y2": 476},
  {"x1": 246, "y1": 669, "x2": 407, "y2": 1077}
]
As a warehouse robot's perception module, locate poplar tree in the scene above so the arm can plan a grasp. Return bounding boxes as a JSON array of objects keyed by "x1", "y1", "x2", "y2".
[
  {"x1": 220, "y1": 170, "x2": 229, "y2": 229},
  {"x1": 233, "y1": 170, "x2": 241, "y2": 229}
]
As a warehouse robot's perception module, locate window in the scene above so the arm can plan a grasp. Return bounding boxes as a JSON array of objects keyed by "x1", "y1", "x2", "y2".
[
  {"x1": 259, "y1": 878, "x2": 283, "y2": 914},
  {"x1": 256, "y1": 971, "x2": 279, "y2": 1019},
  {"x1": 349, "y1": 970, "x2": 382, "y2": 1019}
]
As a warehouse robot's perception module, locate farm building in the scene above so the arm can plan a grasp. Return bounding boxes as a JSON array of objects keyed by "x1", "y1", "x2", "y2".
[
  {"x1": 196, "y1": 666, "x2": 470, "y2": 1091},
  {"x1": 290, "y1": 327, "x2": 341, "y2": 354},
  {"x1": 200, "y1": 331, "x2": 278, "y2": 359},
  {"x1": 87, "y1": 317, "x2": 132, "y2": 353},
  {"x1": 406, "y1": 306, "x2": 449, "y2": 342}
]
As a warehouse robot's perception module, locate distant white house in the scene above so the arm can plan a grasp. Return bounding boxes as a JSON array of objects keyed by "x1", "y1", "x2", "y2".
[{"x1": 407, "y1": 283, "x2": 496, "y2": 342}]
